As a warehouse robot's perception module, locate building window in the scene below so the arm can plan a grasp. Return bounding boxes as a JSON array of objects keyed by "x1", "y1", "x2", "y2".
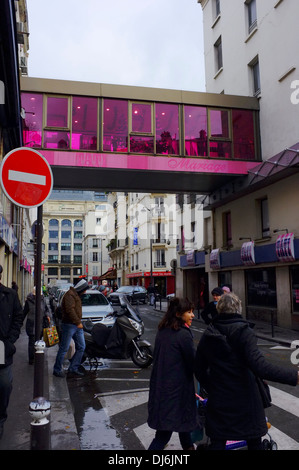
[
  {"x1": 246, "y1": 0, "x2": 257, "y2": 34},
  {"x1": 61, "y1": 255, "x2": 71, "y2": 263},
  {"x1": 61, "y1": 268, "x2": 71, "y2": 276},
  {"x1": 48, "y1": 267, "x2": 58, "y2": 275},
  {"x1": 49, "y1": 230, "x2": 58, "y2": 239},
  {"x1": 61, "y1": 231, "x2": 71, "y2": 239},
  {"x1": 130, "y1": 102, "x2": 154, "y2": 153},
  {"x1": 184, "y1": 106, "x2": 208, "y2": 157},
  {"x1": 103, "y1": 99, "x2": 128, "y2": 152},
  {"x1": 155, "y1": 103, "x2": 179, "y2": 155},
  {"x1": 21, "y1": 93, "x2": 43, "y2": 148},
  {"x1": 49, "y1": 218, "x2": 59, "y2": 227},
  {"x1": 261, "y1": 198, "x2": 270, "y2": 238},
  {"x1": 249, "y1": 56, "x2": 261, "y2": 96},
  {"x1": 214, "y1": 36, "x2": 223, "y2": 73},
  {"x1": 61, "y1": 243, "x2": 71, "y2": 251},
  {"x1": 223, "y1": 211, "x2": 232, "y2": 248},
  {"x1": 232, "y1": 109, "x2": 256, "y2": 160},
  {"x1": 48, "y1": 243, "x2": 58, "y2": 251},
  {"x1": 214, "y1": 0, "x2": 221, "y2": 18},
  {"x1": 71, "y1": 96, "x2": 98, "y2": 150},
  {"x1": 44, "y1": 95, "x2": 70, "y2": 149},
  {"x1": 209, "y1": 109, "x2": 232, "y2": 158}
]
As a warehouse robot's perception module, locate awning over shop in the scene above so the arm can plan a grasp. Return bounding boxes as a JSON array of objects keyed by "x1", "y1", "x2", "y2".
[{"x1": 95, "y1": 268, "x2": 117, "y2": 281}]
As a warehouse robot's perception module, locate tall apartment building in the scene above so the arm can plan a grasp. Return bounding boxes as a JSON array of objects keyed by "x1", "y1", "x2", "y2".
[
  {"x1": 107, "y1": 192, "x2": 177, "y2": 296},
  {"x1": 199, "y1": 0, "x2": 299, "y2": 159},
  {"x1": 198, "y1": 0, "x2": 299, "y2": 330}
]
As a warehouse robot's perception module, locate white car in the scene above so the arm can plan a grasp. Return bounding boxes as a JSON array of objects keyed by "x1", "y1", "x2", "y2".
[{"x1": 81, "y1": 290, "x2": 114, "y2": 327}]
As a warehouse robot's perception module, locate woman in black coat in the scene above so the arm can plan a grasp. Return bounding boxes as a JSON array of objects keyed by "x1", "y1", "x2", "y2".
[
  {"x1": 148, "y1": 298, "x2": 197, "y2": 450},
  {"x1": 194, "y1": 292, "x2": 299, "y2": 450}
]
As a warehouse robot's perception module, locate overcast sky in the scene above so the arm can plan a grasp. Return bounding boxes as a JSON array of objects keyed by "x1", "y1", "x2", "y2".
[{"x1": 26, "y1": 0, "x2": 205, "y2": 92}]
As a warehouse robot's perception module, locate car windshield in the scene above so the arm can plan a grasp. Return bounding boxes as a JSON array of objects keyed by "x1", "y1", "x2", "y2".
[
  {"x1": 116, "y1": 286, "x2": 134, "y2": 293},
  {"x1": 81, "y1": 293, "x2": 109, "y2": 306}
]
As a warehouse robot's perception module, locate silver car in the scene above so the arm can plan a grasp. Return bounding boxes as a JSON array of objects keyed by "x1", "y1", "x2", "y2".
[{"x1": 81, "y1": 290, "x2": 114, "y2": 327}]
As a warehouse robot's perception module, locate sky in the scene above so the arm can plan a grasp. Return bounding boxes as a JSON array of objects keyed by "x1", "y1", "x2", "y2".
[{"x1": 26, "y1": 0, "x2": 206, "y2": 92}]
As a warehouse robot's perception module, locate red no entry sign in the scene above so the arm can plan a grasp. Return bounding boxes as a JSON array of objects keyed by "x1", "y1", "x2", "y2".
[{"x1": 0, "y1": 147, "x2": 53, "y2": 208}]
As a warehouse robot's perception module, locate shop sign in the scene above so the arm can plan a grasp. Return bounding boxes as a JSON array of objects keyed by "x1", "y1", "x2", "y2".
[
  {"x1": 210, "y1": 249, "x2": 220, "y2": 270},
  {"x1": 276, "y1": 233, "x2": 295, "y2": 262},
  {"x1": 241, "y1": 241, "x2": 255, "y2": 266}
]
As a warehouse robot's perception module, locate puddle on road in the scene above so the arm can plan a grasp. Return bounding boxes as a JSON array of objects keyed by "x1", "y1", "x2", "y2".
[{"x1": 78, "y1": 406, "x2": 124, "y2": 450}]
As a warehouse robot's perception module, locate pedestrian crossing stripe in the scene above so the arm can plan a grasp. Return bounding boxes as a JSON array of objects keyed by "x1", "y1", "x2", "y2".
[{"x1": 97, "y1": 385, "x2": 299, "y2": 450}]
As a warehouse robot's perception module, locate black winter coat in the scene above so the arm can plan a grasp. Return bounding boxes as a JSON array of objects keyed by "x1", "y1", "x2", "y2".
[
  {"x1": 147, "y1": 325, "x2": 197, "y2": 433},
  {"x1": 23, "y1": 293, "x2": 49, "y2": 336},
  {"x1": 194, "y1": 314, "x2": 298, "y2": 441},
  {"x1": 0, "y1": 284, "x2": 23, "y2": 367}
]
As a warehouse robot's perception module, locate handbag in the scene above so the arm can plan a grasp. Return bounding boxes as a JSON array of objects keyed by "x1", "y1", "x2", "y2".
[
  {"x1": 256, "y1": 376, "x2": 272, "y2": 408},
  {"x1": 43, "y1": 325, "x2": 59, "y2": 347}
]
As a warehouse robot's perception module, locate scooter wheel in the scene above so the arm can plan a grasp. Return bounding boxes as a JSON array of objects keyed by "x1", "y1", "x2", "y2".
[{"x1": 131, "y1": 346, "x2": 153, "y2": 368}]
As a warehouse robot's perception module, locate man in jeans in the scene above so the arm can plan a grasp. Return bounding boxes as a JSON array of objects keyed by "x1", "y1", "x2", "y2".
[
  {"x1": 0, "y1": 265, "x2": 23, "y2": 439},
  {"x1": 53, "y1": 279, "x2": 88, "y2": 378}
]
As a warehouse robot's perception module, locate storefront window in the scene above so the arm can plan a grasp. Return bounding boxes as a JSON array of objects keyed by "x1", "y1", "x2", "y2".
[
  {"x1": 246, "y1": 268, "x2": 277, "y2": 308},
  {"x1": 21, "y1": 93, "x2": 43, "y2": 148},
  {"x1": 290, "y1": 267, "x2": 299, "y2": 313},
  {"x1": 103, "y1": 99, "x2": 128, "y2": 152},
  {"x1": 156, "y1": 103, "x2": 179, "y2": 155},
  {"x1": 184, "y1": 106, "x2": 208, "y2": 157},
  {"x1": 72, "y1": 96, "x2": 98, "y2": 150}
]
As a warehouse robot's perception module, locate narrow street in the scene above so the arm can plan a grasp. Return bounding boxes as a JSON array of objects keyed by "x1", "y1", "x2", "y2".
[{"x1": 67, "y1": 305, "x2": 299, "y2": 450}]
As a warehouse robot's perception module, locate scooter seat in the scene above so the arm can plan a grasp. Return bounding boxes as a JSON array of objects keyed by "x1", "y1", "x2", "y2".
[{"x1": 91, "y1": 322, "x2": 110, "y2": 347}]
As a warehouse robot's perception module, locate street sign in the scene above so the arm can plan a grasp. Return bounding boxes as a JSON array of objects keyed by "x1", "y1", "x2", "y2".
[{"x1": 0, "y1": 147, "x2": 53, "y2": 208}]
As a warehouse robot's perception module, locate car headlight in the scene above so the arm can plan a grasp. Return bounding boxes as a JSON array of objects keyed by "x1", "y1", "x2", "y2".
[{"x1": 128, "y1": 318, "x2": 143, "y2": 335}]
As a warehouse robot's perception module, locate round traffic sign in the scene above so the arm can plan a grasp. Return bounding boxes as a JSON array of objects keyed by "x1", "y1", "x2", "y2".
[{"x1": 0, "y1": 147, "x2": 53, "y2": 208}]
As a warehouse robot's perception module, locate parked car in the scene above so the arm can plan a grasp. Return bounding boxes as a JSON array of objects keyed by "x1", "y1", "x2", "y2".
[
  {"x1": 108, "y1": 286, "x2": 148, "y2": 305},
  {"x1": 81, "y1": 289, "x2": 114, "y2": 326}
]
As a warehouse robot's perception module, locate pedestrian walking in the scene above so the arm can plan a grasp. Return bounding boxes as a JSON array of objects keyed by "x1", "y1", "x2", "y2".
[
  {"x1": 23, "y1": 286, "x2": 50, "y2": 364},
  {"x1": 201, "y1": 287, "x2": 223, "y2": 325},
  {"x1": 194, "y1": 292, "x2": 299, "y2": 450},
  {"x1": 147, "y1": 297, "x2": 197, "y2": 450},
  {"x1": 53, "y1": 279, "x2": 88, "y2": 378},
  {"x1": 0, "y1": 265, "x2": 23, "y2": 440}
]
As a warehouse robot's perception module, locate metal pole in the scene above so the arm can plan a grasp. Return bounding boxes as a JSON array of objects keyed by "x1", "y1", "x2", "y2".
[{"x1": 30, "y1": 204, "x2": 51, "y2": 450}]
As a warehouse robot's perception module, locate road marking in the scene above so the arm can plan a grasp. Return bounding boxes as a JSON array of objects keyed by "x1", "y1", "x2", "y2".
[
  {"x1": 267, "y1": 425, "x2": 299, "y2": 450},
  {"x1": 99, "y1": 390, "x2": 149, "y2": 417},
  {"x1": 269, "y1": 386, "x2": 299, "y2": 417},
  {"x1": 8, "y1": 169, "x2": 46, "y2": 186}
]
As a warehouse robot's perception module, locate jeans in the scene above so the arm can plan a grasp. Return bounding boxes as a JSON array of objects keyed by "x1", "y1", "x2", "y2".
[
  {"x1": 0, "y1": 365, "x2": 13, "y2": 425},
  {"x1": 53, "y1": 323, "x2": 85, "y2": 374},
  {"x1": 148, "y1": 430, "x2": 193, "y2": 450}
]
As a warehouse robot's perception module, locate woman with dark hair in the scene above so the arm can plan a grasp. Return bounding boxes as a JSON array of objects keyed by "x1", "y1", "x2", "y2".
[{"x1": 147, "y1": 297, "x2": 197, "y2": 450}]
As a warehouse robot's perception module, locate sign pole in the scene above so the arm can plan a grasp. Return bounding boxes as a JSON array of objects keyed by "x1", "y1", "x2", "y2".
[{"x1": 0, "y1": 147, "x2": 52, "y2": 449}]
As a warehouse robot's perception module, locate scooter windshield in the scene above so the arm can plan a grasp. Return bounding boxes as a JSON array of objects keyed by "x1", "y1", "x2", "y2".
[{"x1": 118, "y1": 294, "x2": 142, "y2": 322}]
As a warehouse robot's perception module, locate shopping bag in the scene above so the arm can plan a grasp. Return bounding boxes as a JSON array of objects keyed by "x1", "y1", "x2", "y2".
[{"x1": 43, "y1": 325, "x2": 59, "y2": 347}]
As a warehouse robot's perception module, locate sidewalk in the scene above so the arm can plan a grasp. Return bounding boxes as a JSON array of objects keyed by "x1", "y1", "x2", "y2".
[
  {"x1": 0, "y1": 312, "x2": 298, "y2": 451},
  {"x1": 0, "y1": 326, "x2": 80, "y2": 451}
]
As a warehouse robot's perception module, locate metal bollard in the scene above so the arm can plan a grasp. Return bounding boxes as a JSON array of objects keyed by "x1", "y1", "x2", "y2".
[
  {"x1": 30, "y1": 339, "x2": 51, "y2": 450},
  {"x1": 29, "y1": 396, "x2": 51, "y2": 450}
]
